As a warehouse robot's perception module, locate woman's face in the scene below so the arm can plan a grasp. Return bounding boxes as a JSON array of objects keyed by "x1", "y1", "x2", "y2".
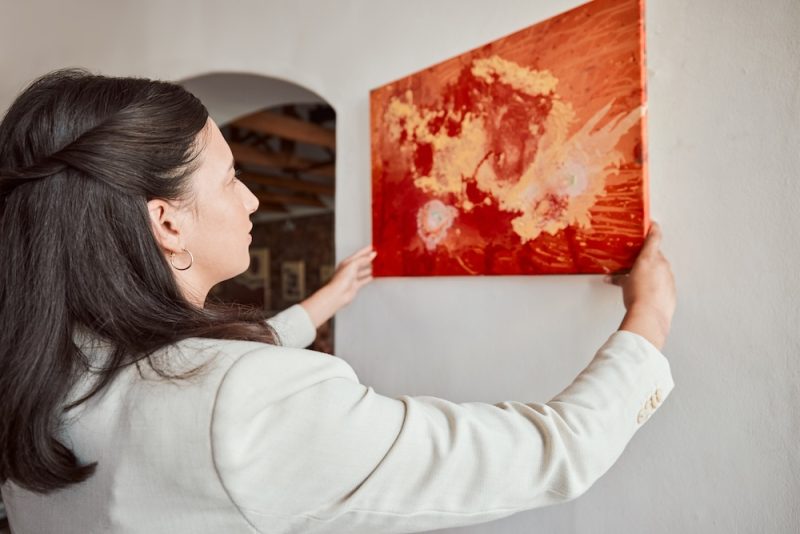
[{"x1": 155, "y1": 118, "x2": 259, "y2": 305}]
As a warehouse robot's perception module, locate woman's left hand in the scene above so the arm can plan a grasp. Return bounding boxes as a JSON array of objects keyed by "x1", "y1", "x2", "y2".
[
  {"x1": 327, "y1": 245, "x2": 377, "y2": 308},
  {"x1": 299, "y1": 245, "x2": 377, "y2": 328}
]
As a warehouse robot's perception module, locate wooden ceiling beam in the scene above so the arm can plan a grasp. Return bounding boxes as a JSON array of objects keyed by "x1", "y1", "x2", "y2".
[
  {"x1": 231, "y1": 110, "x2": 336, "y2": 150},
  {"x1": 306, "y1": 162, "x2": 335, "y2": 178},
  {"x1": 230, "y1": 142, "x2": 299, "y2": 169},
  {"x1": 254, "y1": 191, "x2": 327, "y2": 208},
  {"x1": 257, "y1": 202, "x2": 289, "y2": 213},
  {"x1": 240, "y1": 171, "x2": 334, "y2": 197}
]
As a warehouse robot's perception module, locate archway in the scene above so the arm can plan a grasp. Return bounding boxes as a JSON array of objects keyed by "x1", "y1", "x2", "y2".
[{"x1": 180, "y1": 72, "x2": 337, "y2": 354}]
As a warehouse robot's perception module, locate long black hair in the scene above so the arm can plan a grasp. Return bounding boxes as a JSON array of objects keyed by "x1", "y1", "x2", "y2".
[{"x1": 0, "y1": 68, "x2": 279, "y2": 494}]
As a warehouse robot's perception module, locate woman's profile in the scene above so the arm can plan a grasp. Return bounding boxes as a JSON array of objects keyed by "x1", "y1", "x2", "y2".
[{"x1": 0, "y1": 68, "x2": 676, "y2": 534}]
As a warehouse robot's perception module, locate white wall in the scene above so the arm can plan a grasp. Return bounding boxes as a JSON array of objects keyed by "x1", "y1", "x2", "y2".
[
  {"x1": 2, "y1": 1, "x2": 798, "y2": 532},
  {"x1": 179, "y1": 72, "x2": 325, "y2": 125}
]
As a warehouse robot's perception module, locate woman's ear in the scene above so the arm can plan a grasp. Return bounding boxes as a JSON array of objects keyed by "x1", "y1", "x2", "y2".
[{"x1": 146, "y1": 198, "x2": 186, "y2": 253}]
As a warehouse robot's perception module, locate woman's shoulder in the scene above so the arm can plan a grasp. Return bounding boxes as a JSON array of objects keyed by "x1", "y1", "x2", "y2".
[
  {"x1": 68, "y1": 328, "x2": 358, "y2": 413},
  {"x1": 162, "y1": 337, "x2": 362, "y2": 423},
  {"x1": 137, "y1": 336, "x2": 359, "y2": 392},
  {"x1": 176, "y1": 335, "x2": 357, "y2": 384},
  {"x1": 200, "y1": 337, "x2": 360, "y2": 399}
]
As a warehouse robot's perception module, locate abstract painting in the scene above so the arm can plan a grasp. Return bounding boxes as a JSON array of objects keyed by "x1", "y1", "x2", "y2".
[{"x1": 370, "y1": 0, "x2": 650, "y2": 276}]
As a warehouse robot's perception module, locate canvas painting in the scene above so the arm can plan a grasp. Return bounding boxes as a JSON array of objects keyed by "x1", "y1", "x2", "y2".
[{"x1": 370, "y1": 0, "x2": 649, "y2": 276}]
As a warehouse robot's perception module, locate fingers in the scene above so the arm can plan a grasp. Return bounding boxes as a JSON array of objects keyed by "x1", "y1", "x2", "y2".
[
  {"x1": 353, "y1": 244, "x2": 374, "y2": 257},
  {"x1": 356, "y1": 274, "x2": 374, "y2": 287},
  {"x1": 353, "y1": 249, "x2": 377, "y2": 280},
  {"x1": 640, "y1": 221, "x2": 662, "y2": 257},
  {"x1": 356, "y1": 263, "x2": 373, "y2": 279},
  {"x1": 603, "y1": 273, "x2": 629, "y2": 286},
  {"x1": 353, "y1": 251, "x2": 377, "y2": 273},
  {"x1": 603, "y1": 222, "x2": 664, "y2": 288},
  {"x1": 356, "y1": 248, "x2": 378, "y2": 267},
  {"x1": 341, "y1": 245, "x2": 377, "y2": 265},
  {"x1": 353, "y1": 244, "x2": 375, "y2": 258}
]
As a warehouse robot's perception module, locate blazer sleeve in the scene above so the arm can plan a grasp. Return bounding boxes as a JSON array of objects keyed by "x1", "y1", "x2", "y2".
[
  {"x1": 264, "y1": 303, "x2": 317, "y2": 348},
  {"x1": 210, "y1": 330, "x2": 675, "y2": 534}
]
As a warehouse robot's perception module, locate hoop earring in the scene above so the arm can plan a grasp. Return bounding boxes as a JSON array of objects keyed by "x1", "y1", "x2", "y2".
[{"x1": 169, "y1": 248, "x2": 193, "y2": 271}]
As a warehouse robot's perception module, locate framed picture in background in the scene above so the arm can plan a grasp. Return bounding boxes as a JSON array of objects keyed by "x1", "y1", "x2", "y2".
[
  {"x1": 281, "y1": 260, "x2": 306, "y2": 302},
  {"x1": 241, "y1": 247, "x2": 271, "y2": 309},
  {"x1": 210, "y1": 247, "x2": 271, "y2": 310}
]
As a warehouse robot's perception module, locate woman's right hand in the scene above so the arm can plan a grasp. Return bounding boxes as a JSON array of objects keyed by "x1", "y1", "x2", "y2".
[{"x1": 605, "y1": 221, "x2": 676, "y2": 350}]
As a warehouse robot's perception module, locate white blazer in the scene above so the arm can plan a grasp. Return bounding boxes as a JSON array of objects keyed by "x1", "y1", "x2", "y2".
[{"x1": 1, "y1": 304, "x2": 674, "y2": 533}]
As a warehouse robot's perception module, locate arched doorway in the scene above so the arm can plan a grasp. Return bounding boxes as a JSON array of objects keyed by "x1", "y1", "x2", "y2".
[{"x1": 180, "y1": 72, "x2": 336, "y2": 354}]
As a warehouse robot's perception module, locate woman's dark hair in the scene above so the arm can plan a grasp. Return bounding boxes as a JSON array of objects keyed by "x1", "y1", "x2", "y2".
[{"x1": 0, "y1": 68, "x2": 279, "y2": 494}]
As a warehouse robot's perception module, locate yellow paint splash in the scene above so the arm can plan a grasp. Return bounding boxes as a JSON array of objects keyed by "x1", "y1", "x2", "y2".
[
  {"x1": 471, "y1": 56, "x2": 559, "y2": 96},
  {"x1": 383, "y1": 55, "x2": 642, "y2": 245}
]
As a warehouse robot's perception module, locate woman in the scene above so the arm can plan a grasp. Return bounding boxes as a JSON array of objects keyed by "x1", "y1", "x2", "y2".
[{"x1": 0, "y1": 68, "x2": 676, "y2": 533}]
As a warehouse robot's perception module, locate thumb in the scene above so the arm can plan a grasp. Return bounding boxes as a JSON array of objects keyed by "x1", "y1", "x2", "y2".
[
  {"x1": 604, "y1": 273, "x2": 628, "y2": 286},
  {"x1": 640, "y1": 221, "x2": 662, "y2": 257}
]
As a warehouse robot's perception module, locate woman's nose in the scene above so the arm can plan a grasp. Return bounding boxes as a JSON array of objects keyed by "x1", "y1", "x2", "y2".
[{"x1": 243, "y1": 184, "x2": 259, "y2": 214}]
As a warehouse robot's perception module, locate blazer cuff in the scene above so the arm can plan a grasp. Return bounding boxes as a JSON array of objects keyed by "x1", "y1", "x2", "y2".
[
  {"x1": 265, "y1": 304, "x2": 317, "y2": 348},
  {"x1": 606, "y1": 329, "x2": 676, "y2": 427}
]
